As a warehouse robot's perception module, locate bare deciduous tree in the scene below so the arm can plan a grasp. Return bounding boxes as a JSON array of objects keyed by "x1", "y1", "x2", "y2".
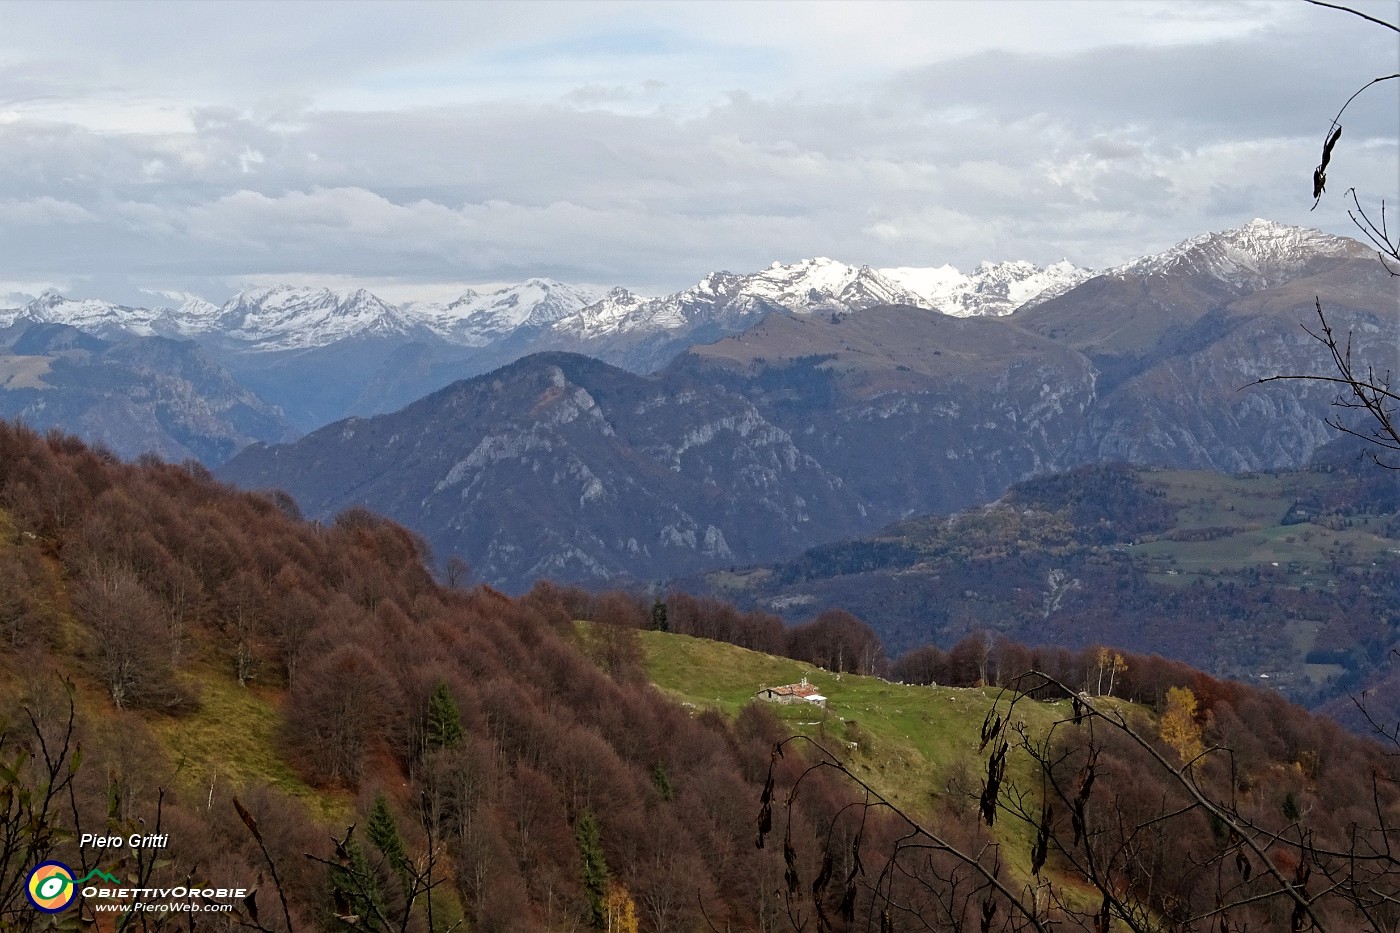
[
  {"x1": 73, "y1": 560, "x2": 170, "y2": 709},
  {"x1": 1254, "y1": 2, "x2": 1399, "y2": 468},
  {"x1": 762, "y1": 671, "x2": 1400, "y2": 931}
]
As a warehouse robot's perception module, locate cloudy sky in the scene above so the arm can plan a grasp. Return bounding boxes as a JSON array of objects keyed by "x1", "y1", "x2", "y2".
[{"x1": 1, "y1": 0, "x2": 1396, "y2": 307}]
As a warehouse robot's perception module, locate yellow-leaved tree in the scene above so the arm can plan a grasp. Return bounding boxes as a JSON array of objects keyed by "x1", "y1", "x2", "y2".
[
  {"x1": 1159, "y1": 685, "x2": 1205, "y2": 763},
  {"x1": 605, "y1": 882, "x2": 638, "y2": 933}
]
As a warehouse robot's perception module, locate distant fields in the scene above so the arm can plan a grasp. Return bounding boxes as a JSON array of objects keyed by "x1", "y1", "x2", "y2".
[
  {"x1": 1133, "y1": 470, "x2": 1397, "y2": 586},
  {"x1": 696, "y1": 463, "x2": 1400, "y2": 701}
]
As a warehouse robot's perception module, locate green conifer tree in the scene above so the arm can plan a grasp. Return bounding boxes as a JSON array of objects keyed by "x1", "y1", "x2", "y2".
[
  {"x1": 650, "y1": 761, "x2": 674, "y2": 801},
  {"x1": 425, "y1": 681, "x2": 464, "y2": 750},
  {"x1": 331, "y1": 839, "x2": 384, "y2": 931},
  {"x1": 366, "y1": 793, "x2": 411, "y2": 893},
  {"x1": 575, "y1": 810, "x2": 609, "y2": 928},
  {"x1": 650, "y1": 598, "x2": 668, "y2": 632}
]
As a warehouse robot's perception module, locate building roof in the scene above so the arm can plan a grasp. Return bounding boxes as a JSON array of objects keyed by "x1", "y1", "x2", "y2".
[{"x1": 758, "y1": 676, "x2": 825, "y2": 700}]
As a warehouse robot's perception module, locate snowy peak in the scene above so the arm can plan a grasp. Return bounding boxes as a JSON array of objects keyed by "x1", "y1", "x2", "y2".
[
  {"x1": 740, "y1": 258, "x2": 922, "y2": 312},
  {"x1": 413, "y1": 279, "x2": 606, "y2": 345},
  {"x1": 551, "y1": 260, "x2": 924, "y2": 342},
  {"x1": 167, "y1": 297, "x2": 222, "y2": 335},
  {"x1": 18, "y1": 292, "x2": 168, "y2": 337},
  {"x1": 215, "y1": 286, "x2": 416, "y2": 349},
  {"x1": 879, "y1": 259, "x2": 1093, "y2": 317},
  {"x1": 552, "y1": 287, "x2": 659, "y2": 338},
  {"x1": 1114, "y1": 219, "x2": 1368, "y2": 288}
]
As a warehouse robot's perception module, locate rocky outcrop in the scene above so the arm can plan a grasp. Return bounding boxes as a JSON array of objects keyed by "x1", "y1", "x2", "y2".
[{"x1": 220, "y1": 354, "x2": 868, "y2": 590}]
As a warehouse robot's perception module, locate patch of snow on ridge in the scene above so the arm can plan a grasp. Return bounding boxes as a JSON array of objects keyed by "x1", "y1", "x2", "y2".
[
  {"x1": 218, "y1": 286, "x2": 414, "y2": 348},
  {"x1": 880, "y1": 259, "x2": 1094, "y2": 317},
  {"x1": 1114, "y1": 219, "x2": 1366, "y2": 287},
  {"x1": 409, "y1": 279, "x2": 605, "y2": 345}
]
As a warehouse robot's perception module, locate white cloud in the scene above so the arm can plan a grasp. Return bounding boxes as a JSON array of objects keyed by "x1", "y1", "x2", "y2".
[
  {"x1": 0, "y1": 196, "x2": 97, "y2": 225},
  {"x1": 0, "y1": 0, "x2": 1394, "y2": 305}
]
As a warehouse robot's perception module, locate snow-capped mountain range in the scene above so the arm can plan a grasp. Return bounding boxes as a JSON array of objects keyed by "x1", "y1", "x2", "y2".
[
  {"x1": 0, "y1": 220, "x2": 1368, "y2": 356},
  {"x1": 1, "y1": 217, "x2": 1385, "y2": 468},
  {"x1": 0, "y1": 219, "x2": 1373, "y2": 434},
  {"x1": 0, "y1": 254, "x2": 1095, "y2": 354},
  {"x1": 6, "y1": 219, "x2": 1360, "y2": 359}
]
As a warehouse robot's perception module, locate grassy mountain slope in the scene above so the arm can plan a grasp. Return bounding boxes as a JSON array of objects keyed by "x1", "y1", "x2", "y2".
[
  {"x1": 633, "y1": 626, "x2": 1399, "y2": 926},
  {"x1": 639, "y1": 628, "x2": 1069, "y2": 811}
]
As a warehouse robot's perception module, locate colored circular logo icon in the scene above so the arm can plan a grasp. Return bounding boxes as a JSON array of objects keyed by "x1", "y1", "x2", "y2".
[{"x1": 26, "y1": 861, "x2": 77, "y2": 913}]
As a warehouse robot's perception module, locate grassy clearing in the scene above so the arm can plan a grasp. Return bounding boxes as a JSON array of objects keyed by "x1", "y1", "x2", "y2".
[
  {"x1": 150, "y1": 667, "x2": 349, "y2": 823},
  {"x1": 637, "y1": 627, "x2": 1127, "y2": 888},
  {"x1": 1136, "y1": 522, "x2": 1393, "y2": 577},
  {"x1": 1146, "y1": 470, "x2": 1295, "y2": 530},
  {"x1": 638, "y1": 628, "x2": 1156, "y2": 903},
  {"x1": 706, "y1": 567, "x2": 774, "y2": 593},
  {"x1": 0, "y1": 354, "x2": 54, "y2": 390},
  {"x1": 1133, "y1": 471, "x2": 1395, "y2": 586}
]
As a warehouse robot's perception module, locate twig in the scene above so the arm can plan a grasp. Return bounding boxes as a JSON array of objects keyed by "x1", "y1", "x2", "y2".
[{"x1": 1304, "y1": 0, "x2": 1400, "y2": 32}]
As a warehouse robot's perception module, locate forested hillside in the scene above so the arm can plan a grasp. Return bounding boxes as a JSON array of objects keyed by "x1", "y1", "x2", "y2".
[
  {"x1": 0, "y1": 421, "x2": 822, "y2": 931},
  {"x1": 2, "y1": 421, "x2": 1397, "y2": 931}
]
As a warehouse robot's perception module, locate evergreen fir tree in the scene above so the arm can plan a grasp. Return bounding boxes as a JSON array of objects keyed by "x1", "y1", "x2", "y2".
[
  {"x1": 425, "y1": 680, "x2": 464, "y2": 750},
  {"x1": 650, "y1": 598, "x2": 668, "y2": 632},
  {"x1": 331, "y1": 838, "x2": 384, "y2": 931},
  {"x1": 367, "y1": 792, "x2": 411, "y2": 894},
  {"x1": 650, "y1": 761, "x2": 674, "y2": 801},
  {"x1": 575, "y1": 810, "x2": 609, "y2": 928}
]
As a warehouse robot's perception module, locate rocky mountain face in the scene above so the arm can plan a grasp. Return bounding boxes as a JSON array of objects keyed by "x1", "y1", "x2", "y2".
[
  {"x1": 0, "y1": 321, "x2": 294, "y2": 464},
  {"x1": 674, "y1": 306, "x2": 1100, "y2": 516},
  {"x1": 218, "y1": 221, "x2": 1398, "y2": 590},
  {"x1": 220, "y1": 353, "x2": 869, "y2": 589},
  {"x1": 1016, "y1": 219, "x2": 1389, "y2": 471},
  {"x1": 217, "y1": 311, "x2": 1113, "y2": 589}
]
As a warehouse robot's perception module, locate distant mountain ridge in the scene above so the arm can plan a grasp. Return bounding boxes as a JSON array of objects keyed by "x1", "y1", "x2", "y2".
[
  {"x1": 219, "y1": 219, "x2": 1397, "y2": 590},
  {"x1": 0, "y1": 255, "x2": 1094, "y2": 352},
  {"x1": 0, "y1": 251, "x2": 1098, "y2": 431},
  {"x1": 0, "y1": 218, "x2": 1379, "y2": 440},
  {"x1": 0, "y1": 220, "x2": 1358, "y2": 357},
  {"x1": 0, "y1": 322, "x2": 293, "y2": 463}
]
